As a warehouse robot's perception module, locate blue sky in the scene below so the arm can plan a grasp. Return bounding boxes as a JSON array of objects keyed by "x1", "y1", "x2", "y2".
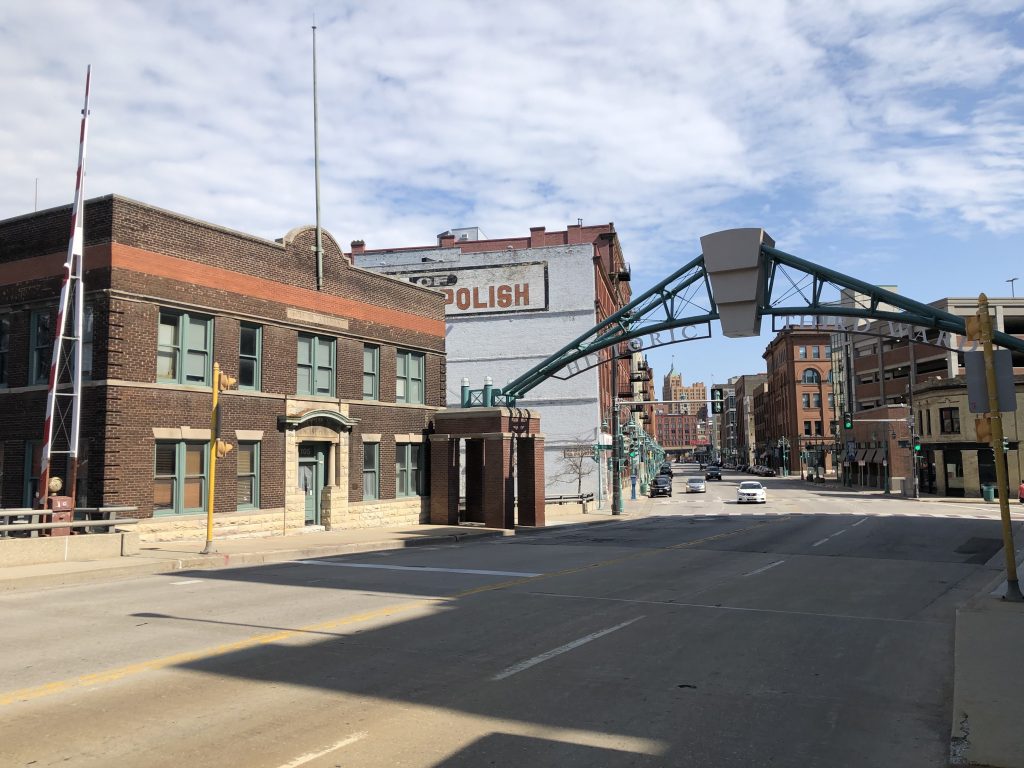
[{"x1": 3, "y1": 0, "x2": 1024, "y2": 392}]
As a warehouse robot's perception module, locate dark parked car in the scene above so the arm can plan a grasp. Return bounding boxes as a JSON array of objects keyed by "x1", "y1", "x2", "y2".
[
  {"x1": 705, "y1": 466, "x2": 722, "y2": 480},
  {"x1": 650, "y1": 475, "x2": 673, "y2": 497}
]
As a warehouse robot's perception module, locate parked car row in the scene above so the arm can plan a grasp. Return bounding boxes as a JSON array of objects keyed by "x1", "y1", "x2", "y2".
[{"x1": 746, "y1": 465, "x2": 777, "y2": 477}]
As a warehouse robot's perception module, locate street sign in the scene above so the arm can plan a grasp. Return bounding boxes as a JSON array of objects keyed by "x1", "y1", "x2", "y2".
[
  {"x1": 965, "y1": 350, "x2": 1016, "y2": 413},
  {"x1": 562, "y1": 447, "x2": 592, "y2": 458}
]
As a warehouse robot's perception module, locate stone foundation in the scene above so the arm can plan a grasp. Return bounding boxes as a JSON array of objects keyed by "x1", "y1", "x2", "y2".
[
  {"x1": 330, "y1": 497, "x2": 428, "y2": 529},
  {"x1": 137, "y1": 508, "x2": 304, "y2": 543}
]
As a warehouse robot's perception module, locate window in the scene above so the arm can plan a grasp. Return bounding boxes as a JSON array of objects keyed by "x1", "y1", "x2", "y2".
[
  {"x1": 396, "y1": 350, "x2": 424, "y2": 404},
  {"x1": 825, "y1": 345, "x2": 832, "y2": 358},
  {"x1": 30, "y1": 310, "x2": 53, "y2": 384},
  {"x1": 23, "y1": 441, "x2": 41, "y2": 507},
  {"x1": 801, "y1": 368, "x2": 821, "y2": 384},
  {"x1": 803, "y1": 420, "x2": 812, "y2": 436},
  {"x1": 802, "y1": 393, "x2": 811, "y2": 408},
  {"x1": 0, "y1": 315, "x2": 9, "y2": 386},
  {"x1": 827, "y1": 369, "x2": 833, "y2": 383},
  {"x1": 154, "y1": 441, "x2": 207, "y2": 515},
  {"x1": 812, "y1": 346, "x2": 820, "y2": 359},
  {"x1": 798, "y1": 346, "x2": 807, "y2": 359},
  {"x1": 81, "y1": 305, "x2": 94, "y2": 380},
  {"x1": 828, "y1": 393, "x2": 835, "y2": 409},
  {"x1": 297, "y1": 333, "x2": 335, "y2": 396},
  {"x1": 926, "y1": 409, "x2": 932, "y2": 436},
  {"x1": 158, "y1": 310, "x2": 211, "y2": 385},
  {"x1": 940, "y1": 407, "x2": 960, "y2": 435},
  {"x1": 396, "y1": 443, "x2": 422, "y2": 497},
  {"x1": 363, "y1": 345, "x2": 379, "y2": 400},
  {"x1": 363, "y1": 442, "x2": 379, "y2": 501},
  {"x1": 812, "y1": 393, "x2": 821, "y2": 408},
  {"x1": 815, "y1": 420, "x2": 823, "y2": 436},
  {"x1": 76, "y1": 441, "x2": 90, "y2": 508},
  {"x1": 239, "y1": 324, "x2": 261, "y2": 390},
  {"x1": 237, "y1": 442, "x2": 259, "y2": 509}
]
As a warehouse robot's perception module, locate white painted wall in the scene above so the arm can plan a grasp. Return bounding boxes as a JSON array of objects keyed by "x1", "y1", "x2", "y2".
[{"x1": 359, "y1": 243, "x2": 604, "y2": 498}]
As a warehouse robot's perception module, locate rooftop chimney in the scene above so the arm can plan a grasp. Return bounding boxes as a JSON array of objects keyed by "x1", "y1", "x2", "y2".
[{"x1": 350, "y1": 239, "x2": 365, "y2": 256}]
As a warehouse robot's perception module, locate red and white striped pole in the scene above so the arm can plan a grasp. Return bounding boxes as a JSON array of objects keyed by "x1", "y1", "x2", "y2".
[{"x1": 39, "y1": 66, "x2": 91, "y2": 507}]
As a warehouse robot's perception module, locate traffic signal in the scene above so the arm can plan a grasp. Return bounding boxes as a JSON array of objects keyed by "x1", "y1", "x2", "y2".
[
  {"x1": 217, "y1": 369, "x2": 238, "y2": 391},
  {"x1": 1002, "y1": 436, "x2": 1010, "y2": 452},
  {"x1": 913, "y1": 435, "x2": 921, "y2": 453},
  {"x1": 215, "y1": 438, "x2": 234, "y2": 459},
  {"x1": 843, "y1": 411, "x2": 853, "y2": 430}
]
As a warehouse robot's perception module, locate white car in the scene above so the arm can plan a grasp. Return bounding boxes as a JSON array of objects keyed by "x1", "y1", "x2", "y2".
[
  {"x1": 737, "y1": 481, "x2": 767, "y2": 504},
  {"x1": 686, "y1": 477, "x2": 707, "y2": 493}
]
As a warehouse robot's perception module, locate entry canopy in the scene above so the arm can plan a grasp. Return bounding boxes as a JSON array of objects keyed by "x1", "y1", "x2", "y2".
[{"x1": 464, "y1": 228, "x2": 1024, "y2": 407}]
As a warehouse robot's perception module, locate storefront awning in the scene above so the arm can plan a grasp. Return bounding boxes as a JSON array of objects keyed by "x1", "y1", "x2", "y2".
[
  {"x1": 865, "y1": 449, "x2": 880, "y2": 464},
  {"x1": 854, "y1": 449, "x2": 867, "y2": 463}
]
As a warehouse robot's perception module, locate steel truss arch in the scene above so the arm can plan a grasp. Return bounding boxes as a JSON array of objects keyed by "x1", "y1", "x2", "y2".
[{"x1": 465, "y1": 229, "x2": 1024, "y2": 407}]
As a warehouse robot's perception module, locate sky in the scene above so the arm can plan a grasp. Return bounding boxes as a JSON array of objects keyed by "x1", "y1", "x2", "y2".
[{"x1": 3, "y1": 0, "x2": 1024, "y2": 392}]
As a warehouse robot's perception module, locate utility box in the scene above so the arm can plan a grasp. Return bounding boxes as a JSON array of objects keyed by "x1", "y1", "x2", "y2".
[{"x1": 44, "y1": 496, "x2": 74, "y2": 536}]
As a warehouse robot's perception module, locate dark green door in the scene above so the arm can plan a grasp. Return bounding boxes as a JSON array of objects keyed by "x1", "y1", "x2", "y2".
[{"x1": 299, "y1": 444, "x2": 327, "y2": 525}]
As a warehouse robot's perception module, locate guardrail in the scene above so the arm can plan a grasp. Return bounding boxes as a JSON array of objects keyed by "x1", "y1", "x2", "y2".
[
  {"x1": 544, "y1": 493, "x2": 595, "y2": 505},
  {"x1": 0, "y1": 507, "x2": 139, "y2": 537}
]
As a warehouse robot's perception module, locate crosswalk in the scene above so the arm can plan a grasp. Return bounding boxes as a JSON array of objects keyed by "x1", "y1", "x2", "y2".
[{"x1": 658, "y1": 506, "x2": 1024, "y2": 521}]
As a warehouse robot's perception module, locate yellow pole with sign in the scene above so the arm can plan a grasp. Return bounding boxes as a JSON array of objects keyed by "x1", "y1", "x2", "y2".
[
  {"x1": 976, "y1": 294, "x2": 1023, "y2": 601},
  {"x1": 202, "y1": 363, "x2": 221, "y2": 555}
]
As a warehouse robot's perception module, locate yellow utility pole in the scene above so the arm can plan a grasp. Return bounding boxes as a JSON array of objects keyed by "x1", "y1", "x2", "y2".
[
  {"x1": 973, "y1": 294, "x2": 1023, "y2": 601},
  {"x1": 201, "y1": 362, "x2": 237, "y2": 555}
]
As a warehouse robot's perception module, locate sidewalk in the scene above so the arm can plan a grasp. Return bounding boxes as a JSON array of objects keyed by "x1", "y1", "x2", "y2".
[{"x1": 0, "y1": 508, "x2": 630, "y2": 593}]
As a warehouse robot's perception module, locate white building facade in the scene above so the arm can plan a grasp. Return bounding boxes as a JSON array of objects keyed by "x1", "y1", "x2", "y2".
[{"x1": 353, "y1": 224, "x2": 632, "y2": 498}]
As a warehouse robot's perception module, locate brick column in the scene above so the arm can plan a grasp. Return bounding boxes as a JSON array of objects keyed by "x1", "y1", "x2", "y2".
[
  {"x1": 482, "y1": 434, "x2": 514, "y2": 529},
  {"x1": 464, "y1": 439, "x2": 485, "y2": 524},
  {"x1": 429, "y1": 435, "x2": 460, "y2": 525},
  {"x1": 516, "y1": 436, "x2": 546, "y2": 527}
]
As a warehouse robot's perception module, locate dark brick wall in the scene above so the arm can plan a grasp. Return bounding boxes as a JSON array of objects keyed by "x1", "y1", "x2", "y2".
[{"x1": 0, "y1": 196, "x2": 446, "y2": 518}]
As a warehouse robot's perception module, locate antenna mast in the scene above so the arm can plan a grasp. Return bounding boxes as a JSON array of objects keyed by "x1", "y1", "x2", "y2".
[
  {"x1": 312, "y1": 20, "x2": 324, "y2": 290},
  {"x1": 39, "y1": 65, "x2": 91, "y2": 508}
]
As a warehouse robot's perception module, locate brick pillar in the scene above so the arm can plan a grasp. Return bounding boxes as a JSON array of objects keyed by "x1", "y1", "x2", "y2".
[
  {"x1": 429, "y1": 435, "x2": 460, "y2": 525},
  {"x1": 482, "y1": 435, "x2": 514, "y2": 529},
  {"x1": 516, "y1": 436, "x2": 546, "y2": 527},
  {"x1": 464, "y1": 439, "x2": 485, "y2": 523}
]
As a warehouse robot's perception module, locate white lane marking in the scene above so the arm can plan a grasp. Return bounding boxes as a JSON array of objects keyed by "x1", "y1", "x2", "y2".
[
  {"x1": 171, "y1": 579, "x2": 203, "y2": 586},
  {"x1": 744, "y1": 560, "x2": 785, "y2": 577},
  {"x1": 851, "y1": 518, "x2": 868, "y2": 527},
  {"x1": 492, "y1": 616, "x2": 644, "y2": 681},
  {"x1": 299, "y1": 561, "x2": 542, "y2": 578},
  {"x1": 812, "y1": 527, "x2": 849, "y2": 547},
  {"x1": 276, "y1": 732, "x2": 367, "y2": 768}
]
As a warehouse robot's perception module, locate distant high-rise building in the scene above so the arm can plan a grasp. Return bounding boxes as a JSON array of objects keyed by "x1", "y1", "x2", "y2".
[{"x1": 662, "y1": 367, "x2": 706, "y2": 415}]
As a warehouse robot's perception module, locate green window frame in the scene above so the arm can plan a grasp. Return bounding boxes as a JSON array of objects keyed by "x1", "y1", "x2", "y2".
[
  {"x1": 237, "y1": 441, "x2": 260, "y2": 509},
  {"x1": 363, "y1": 442, "x2": 379, "y2": 501},
  {"x1": 157, "y1": 310, "x2": 212, "y2": 385},
  {"x1": 30, "y1": 309, "x2": 53, "y2": 385},
  {"x1": 23, "y1": 440, "x2": 41, "y2": 508},
  {"x1": 297, "y1": 333, "x2": 335, "y2": 396},
  {"x1": 396, "y1": 350, "x2": 424, "y2": 404},
  {"x1": 153, "y1": 441, "x2": 208, "y2": 515},
  {"x1": 396, "y1": 443, "x2": 422, "y2": 497},
  {"x1": 363, "y1": 344, "x2": 379, "y2": 400},
  {"x1": 239, "y1": 323, "x2": 261, "y2": 391},
  {"x1": 0, "y1": 314, "x2": 9, "y2": 387}
]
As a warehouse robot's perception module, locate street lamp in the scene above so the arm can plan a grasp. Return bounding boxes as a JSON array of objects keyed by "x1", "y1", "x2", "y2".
[{"x1": 1008, "y1": 277, "x2": 1019, "y2": 298}]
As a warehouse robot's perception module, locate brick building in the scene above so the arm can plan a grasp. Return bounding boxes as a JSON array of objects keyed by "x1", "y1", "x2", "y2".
[
  {"x1": 0, "y1": 195, "x2": 446, "y2": 538},
  {"x1": 761, "y1": 328, "x2": 835, "y2": 475},
  {"x1": 828, "y1": 290, "x2": 1024, "y2": 495},
  {"x1": 733, "y1": 373, "x2": 767, "y2": 466}
]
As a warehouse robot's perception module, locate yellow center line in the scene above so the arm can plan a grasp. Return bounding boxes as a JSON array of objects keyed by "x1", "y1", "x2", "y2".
[{"x1": 1, "y1": 516, "x2": 790, "y2": 707}]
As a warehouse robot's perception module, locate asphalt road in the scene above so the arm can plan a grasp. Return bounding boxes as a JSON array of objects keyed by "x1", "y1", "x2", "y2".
[{"x1": 0, "y1": 467, "x2": 1012, "y2": 767}]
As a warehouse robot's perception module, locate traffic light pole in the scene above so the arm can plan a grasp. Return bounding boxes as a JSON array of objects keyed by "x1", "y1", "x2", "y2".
[
  {"x1": 202, "y1": 362, "x2": 237, "y2": 555},
  {"x1": 611, "y1": 352, "x2": 622, "y2": 516}
]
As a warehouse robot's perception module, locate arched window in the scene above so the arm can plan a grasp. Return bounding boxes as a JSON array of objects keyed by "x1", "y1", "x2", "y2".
[{"x1": 802, "y1": 368, "x2": 821, "y2": 384}]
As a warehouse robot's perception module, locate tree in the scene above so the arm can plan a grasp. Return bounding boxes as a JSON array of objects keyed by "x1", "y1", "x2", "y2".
[{"x1": 548, "y1": 440, "x2": 597, "y2": 495}]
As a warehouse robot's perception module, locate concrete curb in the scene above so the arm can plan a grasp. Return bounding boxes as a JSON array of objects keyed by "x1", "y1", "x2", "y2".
[{"x1": 0, "y1": 528, "x2": 509, "y2": 593}]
